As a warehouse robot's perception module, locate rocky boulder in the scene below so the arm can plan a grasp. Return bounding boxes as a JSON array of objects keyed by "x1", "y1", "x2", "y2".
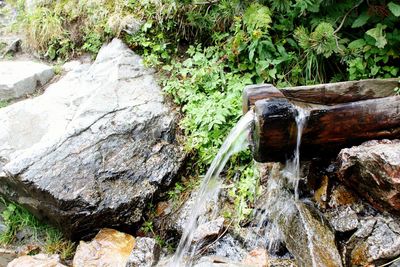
[
  {"x1": 337, "y1": 139, "x2": 400, "y2": 214},
  {"x1": 0, "y1": 39, "x2": 185, "y2": 238}
]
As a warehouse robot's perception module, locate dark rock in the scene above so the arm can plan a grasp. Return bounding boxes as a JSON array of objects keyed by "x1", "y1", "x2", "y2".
[
  {"x1": 0, "y1": 39, "x2": 185, "y2": 238},
  {"x1": 336, "y1": 139, "x2": 400, "y2": 214}
]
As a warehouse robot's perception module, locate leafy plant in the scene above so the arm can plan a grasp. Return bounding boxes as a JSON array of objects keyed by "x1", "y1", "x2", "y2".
[
  {"x1": 228, "y1": 162, "x2": 260, "y2": 226},
  {"x1": 0, "y1": 100, "x2": 8, "y2": 109},
  {"x1": 0, "y1": 198, "x2": 74, "y2": 260}
]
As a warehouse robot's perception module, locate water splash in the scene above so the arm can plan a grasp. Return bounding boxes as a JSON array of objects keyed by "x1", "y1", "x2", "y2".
[{"x1": 171, "y1": 110, "x2": 255, "y2": 266}]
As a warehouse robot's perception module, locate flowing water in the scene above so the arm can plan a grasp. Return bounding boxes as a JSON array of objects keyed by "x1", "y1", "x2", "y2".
[
  {"x1": 249, "y1": 105, "x2": 310, "y2": 252},
  {"x1": 170, "y1": 110, "x2": 255, "y2": 266},
  {"x1": 171, "y1": 105, "x2": 310, "y2": 266},
  {"x1": 283, "y1": 106, "x2": 309, "y2": 200}
]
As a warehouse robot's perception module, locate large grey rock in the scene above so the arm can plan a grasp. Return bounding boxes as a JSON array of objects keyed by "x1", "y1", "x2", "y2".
[
  {"x1": 0, "y1": 60, "x2": 54, "y2": 100},
  {"x1": 337, "y1": 139, "x2": 400, "y2": 215},
  {"x1": 0, "y1": 39, "x2": 185, "y2": 238},
  {"x1": 345, "y1": 216, "x2": 400, "y2": 266}
]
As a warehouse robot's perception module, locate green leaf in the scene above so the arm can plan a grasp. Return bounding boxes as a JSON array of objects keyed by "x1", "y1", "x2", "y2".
[
  {"x1": 388, "y1": 2, "x2": 400, "y2": 17},
  {"x1": 348, "y1": 39, "x2": 366, "y2": 50},
  {"x1": 352, "y1": 12, "x2": 370, "y2": 28},
  {"x1": 366, "y1": 24, "x2": 387, "y2": 48}
]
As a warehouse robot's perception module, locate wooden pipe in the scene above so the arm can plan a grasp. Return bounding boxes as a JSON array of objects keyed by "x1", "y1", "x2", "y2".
[{"x1": 252, "y1": 95, "x2": 400, "y2": 162}]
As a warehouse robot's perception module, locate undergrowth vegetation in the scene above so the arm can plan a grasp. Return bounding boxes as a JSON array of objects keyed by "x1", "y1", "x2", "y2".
[
  {"x1": 4, "y1": 0, "x2": 400, "y2": 227},
  {"x1": 0, "y1": 198, "x2": 75, "y2": 260}
]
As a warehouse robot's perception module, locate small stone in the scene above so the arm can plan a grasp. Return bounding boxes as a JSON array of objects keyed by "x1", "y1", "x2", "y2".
[
  {"x1": 0, "y1": 38, "x2": 20, "y2": 57},
  {"x1": 0, "y1": 60, "x2": 54, "y2": 100},
  {"x1": 156, "y1": 201, "x2": 172, "y2": 217},
  {"x1": 242, "y1": 248, "x2": 269, "y2": 267},
  {"x1": 326, "y1": 206, "x2": 359, "y2": 232},
  {"x1": 73, "y1": 228, "x2": 135, "y2": 267},
  {"x1": 192, "y1": 217, "x2": 225, "y2": 244},
  {"x1": 126, "y1": 237, "x2": 160, "y2": 267},
  {"x1": 8, "y1": 254, "x2": 66, "y2": 267},
  {"x1": 61, "y1": 60, "x2": 81, "y2": 72}
]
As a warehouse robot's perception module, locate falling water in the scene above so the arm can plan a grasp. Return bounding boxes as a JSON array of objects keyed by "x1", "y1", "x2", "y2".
[
  {"x1": 170, "y1": 110, "x2": 255, "y2": 267},
  {"x1": 283, "y1": 106, "x2": 309, "y2": 200},
  {"x1": 249, "y1": 105, "x2": 309, "y2": 252}
]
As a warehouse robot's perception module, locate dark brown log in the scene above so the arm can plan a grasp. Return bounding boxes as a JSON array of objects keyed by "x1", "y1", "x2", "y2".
[
  {"x1": 252, "y1": 95, "x2": 400, "y2": 162},
  {"x1": 243, "y1": 79, "x2": 399, "y2": 112}
]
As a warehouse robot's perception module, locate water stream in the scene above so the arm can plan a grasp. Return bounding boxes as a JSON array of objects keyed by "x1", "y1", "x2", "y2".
[
  {"x1": 170, "y1": 110, "x2": 255, "y2": 266},
  {"x1": 249, "y1": 106, "x2": 309, "y2": 253},
  {"x1": 283, "y1": 106, "x2": 309, "y2": 200},
  {"x1": 171, "y1": 105, "x2": 310, "y2": 266}
]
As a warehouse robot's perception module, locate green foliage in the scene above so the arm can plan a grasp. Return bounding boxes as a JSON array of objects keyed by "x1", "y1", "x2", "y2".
[
  {"x1": 227, "y1": 162, "x2": 260, "y2": 226},
  {"x1": 0, "y1": 100, "x2": 8, "y2": 109},
  {"x1": 0, "y1": 199, "x2": 74, "y2": 260},
  {"x1": 163, "y1": 45, "x2": 252, "y2": 166},
  {"x1": 388, "y1": 2, "x2": 400, "y2": 17},
  {"x1": 140, "y1": 220, "x2": 154, "y2": 235},
  {"x1": 167, "y1": 182, "x2": 185, "y2": 203},
  {"x1": 394, "y1": 86, "x2": 400, "y2": 95},
  {"x1": 0, "y1": 201, "x2": 39, "y2": 244},
  {"x1": 11, "y1": 0, "x2": 132, "y2": 59},
  {"x1": 43, "y1": 228, "x2": 76, "y2": 260}
]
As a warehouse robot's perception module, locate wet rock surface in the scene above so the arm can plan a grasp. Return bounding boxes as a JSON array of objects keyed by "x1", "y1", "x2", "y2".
[
  {"x1": 337, "y1": 139, "x2": 400, "y2": 214},
  {"x1": 282, "y1": 201, "x2": 343, "y2": 267},
  {"x1": 0, "y1": 39, "x2": 185, "y2": 238},
  {"x1": 192, "y1": 217, "x2": 225, "y2": 244},
  {"x1": 126, "y1": 237, "x2": 160, "y2": 267},
  {"x1": 205, "y1": 234, "x2": 247, "y2": 263},
  {"x1": 73, "y1": 228, "x2": 135, "y2": 267}
]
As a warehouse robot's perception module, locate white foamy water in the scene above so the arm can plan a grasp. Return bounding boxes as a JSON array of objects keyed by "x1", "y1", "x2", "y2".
[{"x1": 170, "y1": 110, "x2": 255, "y2": 266}]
